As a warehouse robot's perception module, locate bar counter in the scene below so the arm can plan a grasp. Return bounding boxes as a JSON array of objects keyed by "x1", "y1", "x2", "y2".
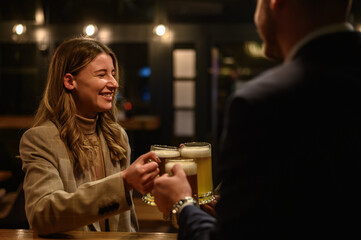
[{"x1": 0, "y1": 229, "x2": 177, "y2": 240}]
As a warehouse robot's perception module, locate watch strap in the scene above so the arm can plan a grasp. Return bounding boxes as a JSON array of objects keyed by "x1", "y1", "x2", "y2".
[{"x1": 170, "y1": 196, "x2": 198, "y2": 228}]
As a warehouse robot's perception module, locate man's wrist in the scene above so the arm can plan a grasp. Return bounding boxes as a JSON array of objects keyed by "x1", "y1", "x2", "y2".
[{"x1": 170, "y1": 196, "x2": 198, "y2": 228}]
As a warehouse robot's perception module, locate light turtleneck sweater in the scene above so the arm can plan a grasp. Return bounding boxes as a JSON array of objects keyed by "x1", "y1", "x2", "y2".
[
  {"x1": 75, "y1": 114, "x2": 105, "y2": 181},
  {"x1": 76, "y1": 114, "x2": 107, "y2": 231}
]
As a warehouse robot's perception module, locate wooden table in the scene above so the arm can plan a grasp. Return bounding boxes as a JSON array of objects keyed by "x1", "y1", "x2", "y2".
[{"x1": 0, "y1": 229, "x2": 177, "y2": 240}]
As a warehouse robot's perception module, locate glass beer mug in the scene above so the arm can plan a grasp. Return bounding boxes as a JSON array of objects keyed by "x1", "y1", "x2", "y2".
[
  {"x1": 142, "y1": 145, "x2": 180, "y2": 206},
  {"x1": 180, "y1": 142, "x2": 215, "y2": 204},
  {"x1": 165, "y1": 158, "x2": 198, "y2": 201}
]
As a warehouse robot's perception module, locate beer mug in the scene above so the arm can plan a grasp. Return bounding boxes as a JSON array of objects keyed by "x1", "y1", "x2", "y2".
[
  {"x1": 180, "y1": 142, "x2": 215, "y2": 204},
  {"x1": 165, "y1": 159, "x2": 198, "y2": 201},
  {"x1": 142, "y1": 145, "x2": 180, "y2": 206}
]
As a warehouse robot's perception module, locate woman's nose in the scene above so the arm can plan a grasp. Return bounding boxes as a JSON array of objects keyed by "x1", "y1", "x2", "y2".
[{"x1": 108, "y1": 75, "x2": 119, "y2": 88}]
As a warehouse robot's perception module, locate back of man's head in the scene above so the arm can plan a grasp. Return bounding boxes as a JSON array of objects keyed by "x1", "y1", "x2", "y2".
[{"x1": 294, "y1": 0, "x2": 352, "y2": 21}]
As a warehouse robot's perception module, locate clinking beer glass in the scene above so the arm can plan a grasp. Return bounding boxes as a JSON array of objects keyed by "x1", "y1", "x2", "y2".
[
  {"x1": 165, "y1": 159, "x2": 198, "y2": 201},
  {"x1": 142, "y1": 145, "x2": 180, "y2": 206},
  {"x1": 164, "y1": 158, "x2": 197, "y2": 224},
  {"x1": 180, "y1": 142, "x2": 215, "y2": 204}
]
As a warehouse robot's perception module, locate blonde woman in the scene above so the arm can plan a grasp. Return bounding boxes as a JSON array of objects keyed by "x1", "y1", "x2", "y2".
[{"x1": 20, "y1": 37, "x2": 159, "y2": 235}]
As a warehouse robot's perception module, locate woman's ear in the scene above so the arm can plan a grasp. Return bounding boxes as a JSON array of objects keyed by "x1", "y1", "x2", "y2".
[{"x1": 63, "y1": 73, "x2": 75, "y2": 90}]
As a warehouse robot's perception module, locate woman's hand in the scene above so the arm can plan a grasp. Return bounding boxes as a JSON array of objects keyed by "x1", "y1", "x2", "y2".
[
  {"x1": 122, "y1": 151, "x2": 160, "y2": 194},
  {"x1": 200, "y1": 195, "x2": 219, "y2": 217}
]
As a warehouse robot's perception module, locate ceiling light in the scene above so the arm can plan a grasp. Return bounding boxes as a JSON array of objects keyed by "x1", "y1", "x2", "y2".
[
  {"x1": 154, "y1": 24, "x2": 166, "y2": 36},
  {"x1": 13, "y1": 24, "x2": 26, "y2": 35},
  {"x1": 84, "y1": 24, "x2": 97, "y2": 37}
]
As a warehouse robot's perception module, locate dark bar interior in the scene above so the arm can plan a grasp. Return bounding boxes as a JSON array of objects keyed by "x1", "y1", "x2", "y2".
[{"x1": 1, "y1": 0, "x2": 361, "y2": 237}]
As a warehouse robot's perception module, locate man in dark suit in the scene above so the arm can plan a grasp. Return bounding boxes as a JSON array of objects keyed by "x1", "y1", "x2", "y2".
[{"x1": 152, "y1": 0, "x2": 361, "y2": 239}]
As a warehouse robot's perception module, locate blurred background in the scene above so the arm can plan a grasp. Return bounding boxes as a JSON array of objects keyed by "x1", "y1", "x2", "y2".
[{"x1": 1, "y1": 0, "x2": 361, "y2": 231}]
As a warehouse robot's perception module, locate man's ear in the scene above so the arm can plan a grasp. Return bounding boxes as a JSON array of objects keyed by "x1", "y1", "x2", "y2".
[
  {"x1": 63, "y1": 73, "x2": 76, "y2": 90},
  {"x1": 270, "y1": 0, "x2": 284, "y2": 10}
]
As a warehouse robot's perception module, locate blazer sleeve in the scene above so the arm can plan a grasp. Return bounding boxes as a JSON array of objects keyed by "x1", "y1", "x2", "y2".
[
  {"x1": 178, "y1": 205, "x2": 217, "y2": 240},
  {"x1": 20, "y1": 124, "x2": 131, "y2": 235}
]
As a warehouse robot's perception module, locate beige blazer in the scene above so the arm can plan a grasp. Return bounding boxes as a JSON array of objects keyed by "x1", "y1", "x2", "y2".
[{"x1": 20, "y1": 120, "x2": 139, "y2": 235}]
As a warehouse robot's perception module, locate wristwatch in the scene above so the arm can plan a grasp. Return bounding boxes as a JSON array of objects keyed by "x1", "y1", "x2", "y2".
[{"x1": 170, "y1": 196, "x2": 198, "y2": 228}]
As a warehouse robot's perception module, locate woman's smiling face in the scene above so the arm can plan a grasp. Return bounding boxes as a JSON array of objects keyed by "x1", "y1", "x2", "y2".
[{"x1": 70, "y1": 52, "x2": 119, "y2": 119}]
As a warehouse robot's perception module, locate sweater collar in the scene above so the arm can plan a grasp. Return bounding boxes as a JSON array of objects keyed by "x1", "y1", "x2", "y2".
[{"x1": 76, "y1": 114, "x2": 98, "y2": 135}]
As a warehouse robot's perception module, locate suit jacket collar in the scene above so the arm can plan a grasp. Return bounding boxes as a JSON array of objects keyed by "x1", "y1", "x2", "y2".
[{"x1": 285, "y1": 22, "x2": 355, "y2": 63}]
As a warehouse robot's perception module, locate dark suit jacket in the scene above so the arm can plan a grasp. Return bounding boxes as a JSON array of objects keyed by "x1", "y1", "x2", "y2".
[{"x1": 178, "y1": 30, "x2": 361, "y2": 239}]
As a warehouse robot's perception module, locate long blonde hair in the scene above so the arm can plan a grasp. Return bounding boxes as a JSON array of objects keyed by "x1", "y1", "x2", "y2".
[{"x1": 33, "y1": 37, "x2": 127, "y2": 174}]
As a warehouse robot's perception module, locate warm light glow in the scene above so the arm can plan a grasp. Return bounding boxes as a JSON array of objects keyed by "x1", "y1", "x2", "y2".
[
  {"x1": 155, "y1": 24, "x2": 166, "y2": 36},
  {"x1": 84, "y1": 24, "x2": 97, "y2": 36},
  {"x1": 35, "y1": 8, "x2": 45, "y2": 25},
  {"x1": 222, "y1": 57, "x2": 235, "y2": 65},
  {"x1": 244, "y1": 41, "x2": 265, "y2": 58},
  {"x1": 34, "y1": 28, "x2": 49, "y2": 51},
  {"x1": 124, "y1": 102, "x2": 132, "y2": 111},
  {"x1": 357, "y1": 24, "x2": 361, "y2": 32},
  {"x1": 34, "y1": 28, "x2": 46, "y2": 41},
  {"x1": 98, "y1": 27, "x2": 111, "y2": 44},
  {"x1": 13, "y1": 24, "x2": 26, "y2": 35},
  {"x1": 152, "y1": 24, "x2": 173, "y2": 42}
]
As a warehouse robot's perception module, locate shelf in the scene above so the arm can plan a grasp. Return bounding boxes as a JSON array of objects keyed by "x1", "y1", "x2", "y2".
[{"x1": 0, "y1": 115, "x2": 160, "y2": 131}]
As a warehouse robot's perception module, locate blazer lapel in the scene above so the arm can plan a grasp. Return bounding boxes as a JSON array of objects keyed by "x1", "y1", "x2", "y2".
[{"x1": 98, "y1": 130, "x2": 123, "y2": 231}]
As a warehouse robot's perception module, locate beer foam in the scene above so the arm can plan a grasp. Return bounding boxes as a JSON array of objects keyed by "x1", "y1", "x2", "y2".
[
  {"x1": 152, "y1": 150, "x2": 180, "y2": 158},
  {"x1": 165, "y1": 161, "x2": 197, "y2": 176},
  {"x1": 180, "y1": 146, "x2": 211, "y2": 158}
]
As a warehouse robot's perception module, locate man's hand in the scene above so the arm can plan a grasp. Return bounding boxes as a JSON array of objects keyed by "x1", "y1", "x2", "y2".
[{"x1": 152, "y1": 164, "x2": 192, "y2": 216}]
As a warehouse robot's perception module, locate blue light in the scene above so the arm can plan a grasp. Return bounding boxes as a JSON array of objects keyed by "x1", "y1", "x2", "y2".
[
  {"x1": 142, "y1": 84, "x2": 151, "y2": 102},
  {"x1": 138, "y1": 67, "x2": 151, "y2": 77},
  {"x1": 116, "y1": 92, "x2": 122, "y2": 102},
  {"x1": 142, "y1": 92, "x2": 151, "y2": 102}
]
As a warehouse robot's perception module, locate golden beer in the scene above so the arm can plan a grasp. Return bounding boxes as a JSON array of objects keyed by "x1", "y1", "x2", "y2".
[
  {"x1": 180, "y1": 142, "x2": 215, "y2": 204},
  {"x1": 142, "y1": 145, "x2": 180, "y2": 206},
  {"x1": 165, "y1": 159, "x2": 198, "y2": 201}
]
